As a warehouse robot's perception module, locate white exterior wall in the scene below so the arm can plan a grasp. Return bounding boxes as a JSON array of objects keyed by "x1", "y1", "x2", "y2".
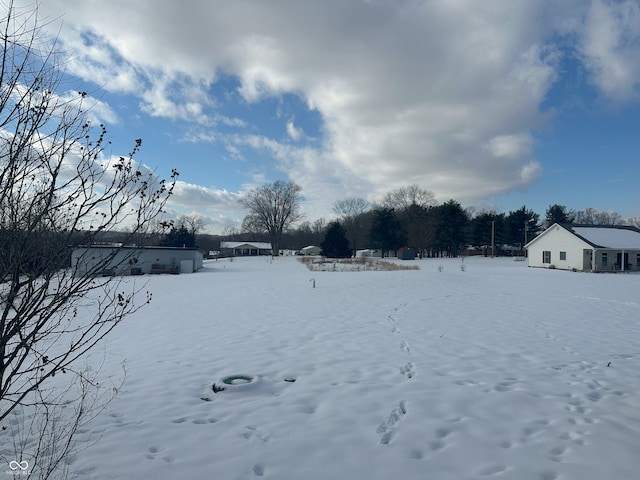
[
  {"x1": 72, "y1": 247, "x2": 203, "y2": 276},
  {"x1": 526, "y1": 225, "x2": 592, "y2": 271}
]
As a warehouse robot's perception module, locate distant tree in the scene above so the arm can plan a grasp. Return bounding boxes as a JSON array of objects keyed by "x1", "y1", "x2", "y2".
[
  {"x1": 321, "y1": 221, "x2": 351, "y2": 258},
  {"x1": 286, "y1": 221, "x2": 315, "y2": 249},
  {"x1": 222, "y1": 225, "x2": 243, "y2": 241},
  {"x1": 240, "y1": 213, "x2": 267, "y2": 241},
  {"x1": 333, "y1": 196, "x2": 370, "y2": 252},
  {"x1": 467, "y1": 211, "x2": 506, "y2": 256},
  {"x1": 312, "y1": 217, "x2": 327, "y2": 246},
  {"x1": 161, "y1": 225, "x2": 196, "y2": 247},
  {"x1": 403, "y1": 203, "x2": 436, "y2": 258},
  {"x1": 573, "y1": 207, "x2": 621, "y2": 225},
  {"x1": 239, "y1": 181, "x2": 303, "y2": 256},
  {"x1": 505, "y1": 206, "x2": 540, "y2": 248},
  {"x1": 382, "y1": 184, "x2": 436, "y2": 211},
  {"x1": 433, "y1": 200, "x2": 469, "y2": 257},
  {"x1": 176, "y1": 214, "x2": 206, "y2": 235},
  {"x1": 369, "y1": 207, "x2": 406, "y2": 257},
  {"x1": 623, "y1": 217, "x2": 640, "y2": 229},
  {"x1": 545, "y1": 204, "x2": 574, "y2": 227}
]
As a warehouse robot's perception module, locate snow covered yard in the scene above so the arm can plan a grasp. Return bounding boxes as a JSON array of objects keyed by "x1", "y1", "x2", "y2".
[{"x1": 62, "y1": 256, "x2": 639, "y2": 479}]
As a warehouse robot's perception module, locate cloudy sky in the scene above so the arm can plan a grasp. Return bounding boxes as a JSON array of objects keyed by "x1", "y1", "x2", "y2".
[{"x1": 21, "y1": 0, "x2": 640, "y2": 232}]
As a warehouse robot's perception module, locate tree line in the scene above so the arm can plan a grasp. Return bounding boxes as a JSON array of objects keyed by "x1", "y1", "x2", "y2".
[{"x1": 235, "y1": 181, "x2": 638, "y2": 258}]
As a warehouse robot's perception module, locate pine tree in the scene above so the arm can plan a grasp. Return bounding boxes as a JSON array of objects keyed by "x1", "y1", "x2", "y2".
[{"x1": 321, "y1": 222, "x2": 352, "y2": 258}]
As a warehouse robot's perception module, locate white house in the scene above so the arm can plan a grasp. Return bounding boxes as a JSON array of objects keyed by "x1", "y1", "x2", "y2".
[
  {"x1": 219, "y1": 241, "x2": 272, "y2": 257},
  {"x1": 525, "y1": 223, "x2": 640, "y2": 272},
  {"x1": 71, "y1": 245, "x2": 203, "y2": 276}
]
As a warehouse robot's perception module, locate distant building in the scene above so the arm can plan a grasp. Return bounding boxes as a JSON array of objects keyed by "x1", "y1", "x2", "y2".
[
  {"x1": 300, "y1": 245, "x2": 321, "y2": 256},
  {"x1": 71, "y1": 245, "x2": 203, "y2": 276},
  {"x1": 355, "y1": 249, "x2": 382, "y2": 258},
  {"x1": 397, "y1": 247, "x2": 416, "y2": 260},
  {"x1": 219, "y1": 241, "x2": 272, "y2": 257},
  {"x1": 525, "y1": 223, "x2": 640, "y2": 272}
]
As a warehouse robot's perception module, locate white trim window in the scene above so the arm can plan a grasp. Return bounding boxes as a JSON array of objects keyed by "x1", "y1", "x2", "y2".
[{"x1": 542, "y1": 251, "x2": 551, "y2": 264}]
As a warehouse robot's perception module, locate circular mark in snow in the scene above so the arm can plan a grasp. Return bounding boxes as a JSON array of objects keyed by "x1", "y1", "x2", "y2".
[
  {"x1": 222, "y1": 375, "x2": 254, "y2": 385},
  {"x1": 212, "y1": 374, "x2": 257, "y2": 393}
]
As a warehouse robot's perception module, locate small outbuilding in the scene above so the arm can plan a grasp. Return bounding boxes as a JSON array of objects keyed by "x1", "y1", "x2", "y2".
[
  {"x1": 397, "y1": 247, "x2": 416, "y2": 260},
  {"x1": 525, "y1": 223, "x2": 640, "y2": 272},
  {"x1": 300, "y1": 245, "x2": 322, "y2": 256},
  {"x1": 71, "y1": 245, "x2": 203, "y2": 276},
  {"x1": 355, "y1": 249, "x2": 382, "y2": 258}
]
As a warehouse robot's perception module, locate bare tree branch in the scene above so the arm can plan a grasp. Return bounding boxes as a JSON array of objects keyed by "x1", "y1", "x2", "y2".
[{"x1": 0, "y1": 3, "x2": 177, "y2": 477}]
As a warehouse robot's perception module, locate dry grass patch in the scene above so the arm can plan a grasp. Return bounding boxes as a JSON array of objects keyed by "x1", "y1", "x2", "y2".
[{"x1": 298, "y1": 257, "x2": 419, "y2": 272}]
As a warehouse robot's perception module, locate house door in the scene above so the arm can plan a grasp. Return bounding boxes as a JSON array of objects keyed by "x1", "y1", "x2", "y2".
[{"x1": 616, "y1": 253, "x2": 629, "y2": 270}]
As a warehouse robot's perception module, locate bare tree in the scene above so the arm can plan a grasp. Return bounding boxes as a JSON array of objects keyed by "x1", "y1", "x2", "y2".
[
  {"x1": 623, "y1": 217, "x2": 640, "y2": 229},
  {"x1": 176, "y1": 213, "x2": 206, "y2": 235},
  {"x1": 239, "y1": 181, "x2": 303, "y2": 256},
  {"x1": 382, "y1": 184, "x2": 436, "y2": 211},
  {"x1": 312, "y1": 217, "x2": 327, "y2": 246},
  {"x1": 0, "y1": 3, "x2": 176, "y2": 476},
  {"x1": 573, "y1": 207, "x2": 621, "y2": 225},
  {"x1": 333, "y1": 196, "x2": 370, "y2": 253}
]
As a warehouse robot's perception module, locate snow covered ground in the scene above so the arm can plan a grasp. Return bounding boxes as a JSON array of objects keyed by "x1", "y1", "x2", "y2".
[{"x1": 56, "y1": 257, "x2": 640, "y2": 479}]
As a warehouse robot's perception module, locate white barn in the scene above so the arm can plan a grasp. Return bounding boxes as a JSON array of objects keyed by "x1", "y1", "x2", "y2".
[{"x1": 525, "y1": 223, "x2": 640, "y2": 272}]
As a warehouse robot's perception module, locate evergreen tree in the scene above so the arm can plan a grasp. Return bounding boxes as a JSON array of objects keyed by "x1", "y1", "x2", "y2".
[
  {"x1": 161, "y1": 225, "x2": 196, "y2": 247},
  {"x1": 467, "y1": 212, "x2": 506, "y2": 255},
  {"x1": 321, "y1": 221, "x2": 352, "y2": 258},
  {"x1": 369, "y1": 207, "x2": 407, "y2": 257},
  {"x1": 505, "y1": 206, "x2": 540, "y2": 248},
  {"x1": 433, "y1": 200, "x2": 469, "y2": 257},
  {"x1": 545, "y1": 204, "x2": 574, "y2": 227}
]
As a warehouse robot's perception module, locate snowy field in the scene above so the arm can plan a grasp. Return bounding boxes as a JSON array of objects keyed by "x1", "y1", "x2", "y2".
[{"x1": 62, "y1": 257, "x2": 639, "y2": 479}]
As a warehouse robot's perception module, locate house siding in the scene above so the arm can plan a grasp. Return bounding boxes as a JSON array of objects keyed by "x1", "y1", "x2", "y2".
[{"x1": 526, "y1": 225, "x2": 591, "y2": 271}]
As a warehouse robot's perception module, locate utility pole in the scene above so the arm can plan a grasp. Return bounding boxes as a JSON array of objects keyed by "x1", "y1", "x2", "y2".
[{"x1": 491, "y1": 220, "x2": 495, "y2": 258}]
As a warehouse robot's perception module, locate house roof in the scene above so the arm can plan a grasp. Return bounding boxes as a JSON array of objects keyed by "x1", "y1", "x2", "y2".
[
  {"x1": 74, "y1": 244, "x2": 201, "y2": 251},
  {"x1": 526, "y1": 223, "x2": 640, "y2": 250},
  {"x1": 570, "y1": 225, "x2": 640, "y2": 249},
  {"x1": 220, "y1": 241, "x2": 272, "y2": 249}
]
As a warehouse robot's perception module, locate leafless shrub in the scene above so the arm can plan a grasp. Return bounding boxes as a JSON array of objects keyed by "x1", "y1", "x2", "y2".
[{"x1": 0, "y1": 4, "x2": 175, "y2": 476}]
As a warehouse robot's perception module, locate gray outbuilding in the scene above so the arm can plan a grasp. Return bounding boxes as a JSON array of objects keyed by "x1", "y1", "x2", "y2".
[{"x1": 71, "y1": 245, "x2": 203, "y2": 276}]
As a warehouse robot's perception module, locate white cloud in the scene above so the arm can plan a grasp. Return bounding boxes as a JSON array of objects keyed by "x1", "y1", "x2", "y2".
[
  {"x1": 579, "y1": 0, "x2": 640, "y2": 102},
  {"x1": 27, "y1": 0, "x2": 637, "y2": 218},
  {"x1": 286, "y1": 120, "x2": 304, "y2": 141}
]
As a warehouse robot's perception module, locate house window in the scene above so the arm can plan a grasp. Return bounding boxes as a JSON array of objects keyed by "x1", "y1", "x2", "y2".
[
  {"x1": 559, "y1": 251, "x2": 567, "y2": 261},
  {"x1": 637, "y1": 254, "x2": 640, "y2": 267},
  {"x1": 542, "y1": 251, "x2": 551, "y2": 264},
  {"x1": 602, "y1": 252, "x2": 608, "y2": 267}
]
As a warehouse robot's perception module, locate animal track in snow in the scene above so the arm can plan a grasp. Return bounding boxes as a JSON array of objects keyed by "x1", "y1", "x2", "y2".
[
  {"x1": 192, "y1": 417, "x2": 219, "y2": 425},
  {"x1": 399, "y1": 341, "x2": 411, "y2": 353},
  {"x1": 377, "y1": 401, "x2": 408, "y2": 445},
  {"x1": 144, "y1": 446, "x2": 173, "y2": 464},
  {"x1": 400, "y1": 362, "x2": 415, "y2": 379},
  {"x1": 479, "y1": 464, "x2": 507, "y2": 476},
  {"x1": 241, "y1": 425, "x2": 271, "y2": 443},
  {"x1": 253, "y1": 463, "x2": 265, "y2": 476}
]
